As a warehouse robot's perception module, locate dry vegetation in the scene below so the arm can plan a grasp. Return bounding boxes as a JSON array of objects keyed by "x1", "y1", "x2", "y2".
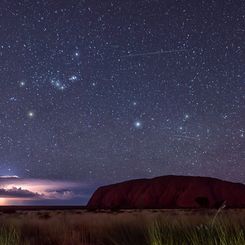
[{"x1": 0, "y1": 208, "x2": 245, "y2": 244}]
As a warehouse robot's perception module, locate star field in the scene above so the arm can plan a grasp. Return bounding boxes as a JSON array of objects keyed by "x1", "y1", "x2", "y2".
[{"x1": 0, "y1": 0, "x2": 245, "y2": 198}]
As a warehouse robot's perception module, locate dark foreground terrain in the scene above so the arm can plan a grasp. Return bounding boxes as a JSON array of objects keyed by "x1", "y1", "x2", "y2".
[{"x1": 0, "y1": 207, "x2": 245, "y2": 244}]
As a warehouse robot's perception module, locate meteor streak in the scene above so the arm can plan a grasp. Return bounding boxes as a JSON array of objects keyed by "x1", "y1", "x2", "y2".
[{"x1": 121, "y1": 49, "x2": 187, "y2": 58}]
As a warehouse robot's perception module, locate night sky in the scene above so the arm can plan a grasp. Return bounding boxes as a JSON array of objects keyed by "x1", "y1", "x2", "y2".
[{"x1": 0, "y1": 0, "x2": 244, "y2": 205}]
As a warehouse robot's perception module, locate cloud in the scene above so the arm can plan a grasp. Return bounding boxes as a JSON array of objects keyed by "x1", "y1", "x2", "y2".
[
  {"x1": 0, "y1": 177, "x2": 88, "y2": 204},
  {"x1": 45, "y1": 189, "x2": 82, "y2": 200},
  {"x1": 0, "y1": 175, "x2": 20, "y2": 179},
  {"x1": 0, "y1": 187, "x2": 41, "y2": 198}
]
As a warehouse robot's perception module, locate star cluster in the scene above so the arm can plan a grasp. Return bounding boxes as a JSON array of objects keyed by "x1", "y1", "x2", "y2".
[{"x1": 0, "y1": 0, "x2": 244, "y2": 203}]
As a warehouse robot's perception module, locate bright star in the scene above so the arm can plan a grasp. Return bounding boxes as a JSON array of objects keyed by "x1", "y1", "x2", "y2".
[
  {"x1": 19, "y1": 81, "x2": 26, "y2": 87},
  {"x1": 27, "y1": 111, "x2": 35, "y2": 118},
  {"x1": 134, "y1": 120, "x2": 142, "y2": 129}
]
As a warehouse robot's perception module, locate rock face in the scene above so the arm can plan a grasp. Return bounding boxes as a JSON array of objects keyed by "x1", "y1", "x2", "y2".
[{"x1": 87, "y1": 175, "x2": 245, "y2": 209}]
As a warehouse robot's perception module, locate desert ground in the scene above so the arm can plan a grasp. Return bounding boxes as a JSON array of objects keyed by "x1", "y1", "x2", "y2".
[{"x1": 0, "y1": 207, "x2": 245, "y2": 244}]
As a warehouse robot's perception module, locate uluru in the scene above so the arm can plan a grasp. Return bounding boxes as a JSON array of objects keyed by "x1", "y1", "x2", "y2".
[{"x1": 87, "y1": 175, "x2": 245, "y2": 209}]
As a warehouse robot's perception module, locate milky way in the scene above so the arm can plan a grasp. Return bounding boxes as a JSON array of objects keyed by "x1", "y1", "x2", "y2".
[{"x1": 0, "y1": 0, "x2": 244, "y2": 204}]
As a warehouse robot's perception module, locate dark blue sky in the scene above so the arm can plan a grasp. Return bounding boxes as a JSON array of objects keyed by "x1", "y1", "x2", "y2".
[{"x1": 0, "y1": 0, "x2": 244, "y2": 204}]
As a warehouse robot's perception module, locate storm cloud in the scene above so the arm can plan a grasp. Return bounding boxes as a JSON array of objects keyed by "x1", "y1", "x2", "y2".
[
  {"x1": 0, "y1": 187, "x2": 41, "y2": 198},
  {"x1": 0, "y1": 176, "x2": 90, "y2": 205}
]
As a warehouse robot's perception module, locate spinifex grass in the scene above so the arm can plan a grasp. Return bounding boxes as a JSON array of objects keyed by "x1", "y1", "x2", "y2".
[
  {"x1": 0, "y1": 209, "x2": 245, "y2": 244},
  {"x1": 0, "y1": 225, "x2": 20, "y2": 245},
  {"x1": 147, "y1": 218, "x2": 245, "y2": 245}
]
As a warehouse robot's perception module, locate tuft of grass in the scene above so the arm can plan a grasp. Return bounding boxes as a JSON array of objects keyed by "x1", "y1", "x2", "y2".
[
  {"x1": 0, "y1": 225, "x2": 20, "y2": 245},
  {"x1": 147, "y1": 218, "x2": 245, "y2": 245},
  {"x1": 211, "y1": 201, "x2": 226, "y2": 227},
  {"x1": 104, "y1": 221, "x2": 148, "y2": 245}
]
